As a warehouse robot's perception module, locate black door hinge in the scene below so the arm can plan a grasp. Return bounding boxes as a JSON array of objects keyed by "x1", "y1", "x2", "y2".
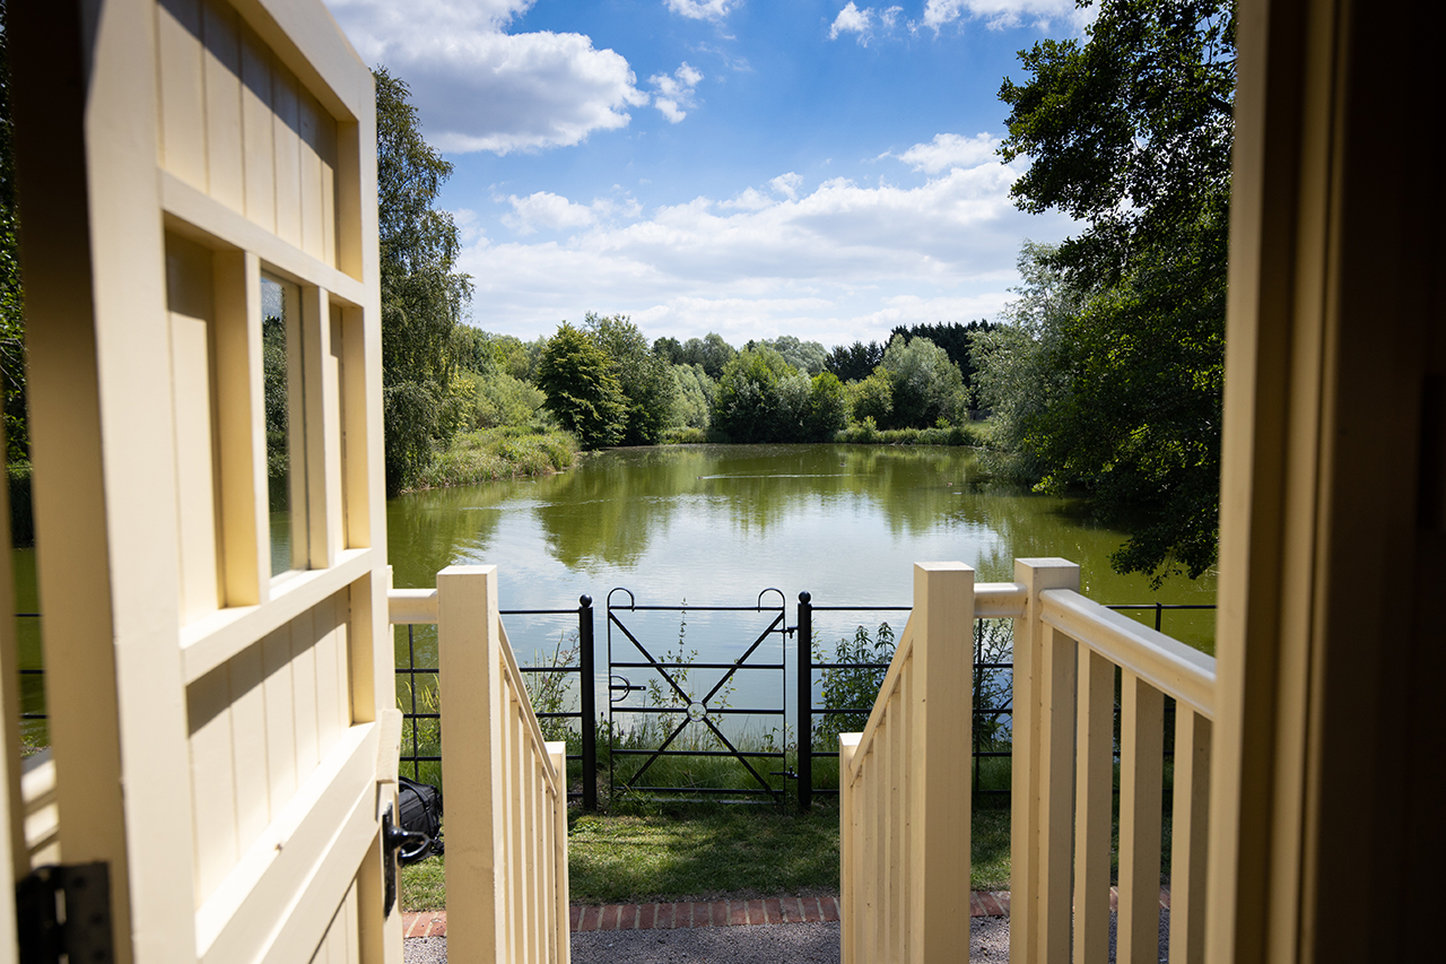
[{"x1": 16, "y1": 862, "x2": 113, "y2": 963}]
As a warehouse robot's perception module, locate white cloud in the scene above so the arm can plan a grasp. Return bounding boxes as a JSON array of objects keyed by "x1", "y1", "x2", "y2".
[
  {"x1": 890, "y1": 132, "x2": 1001, "y2": 173},
  {"x1": 326, "y1": 0, "x2": 647, "y2": 154},
  {"x1": 459, "y1": 138, "x2": 1076, "y2": 344},
  {"x1": 664, "y1": 0, "x2": 739, "y2": 22},
  {"x1": 649, "y1": 62, "x2": 705, "y2": 123},
  {"x1": 502, "y1": 192, "x2": 598, "y2": 235},
  {"x1": 770, "y1": 172, "x2": 804, "y2": 199},
  {"x1": 922, "y1": 0, "x2": 1089, "y2": 32},
  {"x1": 829, "y1": 4, "x2": 906, "y2": 43},
  {"x1": 830, "y1": 3, "x2": 873, "y2": 41}
]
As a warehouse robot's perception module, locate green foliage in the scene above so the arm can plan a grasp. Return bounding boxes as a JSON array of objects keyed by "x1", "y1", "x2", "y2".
[
  {"x1": 522, "y1": 632, "x2": 583, "y2": 746},
  {"x1": 410, "y1": 427, "x2": 576, "y2": 490},
  {"x1": 0, "y1": 6, "x2": 27, "y2": 466},
  {"x1": 998, "y1": 0, "x2": 1235, "y2": 288},
  {"x1": 889, "y1": 321, "x2": 998, "y2": 401},
  {"x1": 805, "y1": 372, "x2": 848, "y2": 440},
  {"x1": 758, "y1": 335, "x2": 828, "y2": 375},
  {"x1": 812, "y1": 623, "x2": 895, "y2": 751},
  {"x1": 676, "y1": 332, "x2": 736, "y2": 379},
  {"x1": 712, "y1": 346, "x2": 791, "y2": 442},
  {"x1": 879, "y1": 334, "x2": 968, "y2": 428},
  {"x1": 825, "y1": 340, "x2": 883, "y2": 382},
  {"x1": 452, "y1": 368, "x2": 549, "y2": 431},
  {"x1": 847, "y1": 368, "x2": 893, "y2": 427},
  {"x1": 537, "y1": 323, "x2": 626, "y2": 449},
  {"x1": 989, "y1": 0, "x2": 1234, "y2": 582},
  {"x1": 833, "y1": 422, "x2": 984, "y2": 447},
  {"x1": 584, "y1": 313, "x2": 678, "y2": 445},
  {"x1": 376, "y1": 68, "x2": 472, "y2": 492},
  {"x1": 669, "y1": 363, "x2": 715, "y2": 430}
]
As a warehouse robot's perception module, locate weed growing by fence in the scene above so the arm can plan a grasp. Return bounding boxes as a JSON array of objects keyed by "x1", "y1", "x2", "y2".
[{"x1": 812, "y1": 622, "x2": 895, "y2": 751}]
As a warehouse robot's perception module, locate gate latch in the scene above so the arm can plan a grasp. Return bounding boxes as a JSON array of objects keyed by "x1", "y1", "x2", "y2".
[
  {"x1": 608, "y1": 675, "x2": 643, "y2": 703},
  {"x1": 16, "y1": 862, "x2": 113, "y2": 963}
]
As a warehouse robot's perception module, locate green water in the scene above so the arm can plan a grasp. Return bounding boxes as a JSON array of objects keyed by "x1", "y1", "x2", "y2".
[{"x1": 387, "y1": 443, "x2": 1216, "y2": 645}]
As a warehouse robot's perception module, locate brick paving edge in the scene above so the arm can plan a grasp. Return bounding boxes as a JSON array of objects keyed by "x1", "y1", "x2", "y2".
[
  {"x1": 401, "y1": 890, "x2": 1094, "y2": 937},
  {"x1": 402, "y1": 887, "x2": 1175, "y2": 937}
]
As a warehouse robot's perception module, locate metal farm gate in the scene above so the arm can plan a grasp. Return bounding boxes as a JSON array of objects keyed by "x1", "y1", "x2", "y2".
[{"x1": 605, "y1": 589, "x2": 791, "y2": 803}]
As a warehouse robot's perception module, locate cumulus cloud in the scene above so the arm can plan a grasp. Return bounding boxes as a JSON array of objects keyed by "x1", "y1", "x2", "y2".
[
  {"x1": 326, "y1": 0, "x2": 647, "y2": 154},
  {"x1": 829, "y1": 4, "x2": 905, "y2": 43},
  {"x1": 830, "y1": 3, "x2": 872, "y2": 40},
  {"x1": 770, "y1": 172, "x2": 804, "y2": 199},
  {"x1": 501, "y1": 192, "x2": 598, "y2": 235},
  {"x1": 458, "y1": 135, "x2": 1075, "y2": 344},
  {"x1": 649, "y1": 63, "x2": 705, "y2": 123},
  {"x1": 922, "y1": 0, "x2": 1089, "y2": 32},
  {"x1": 889, "y1": 132, "x2": 1001, "y2": 173},
  {"x1": 664, "y1": 0, "x2": 739, "y2": 22}
]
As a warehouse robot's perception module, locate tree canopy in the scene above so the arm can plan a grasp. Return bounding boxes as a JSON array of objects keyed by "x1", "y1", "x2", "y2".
[
  {"x1": 536, "y1": 323, "x2": 626, "y2": 449},
  {"x1": 376, "y1": 67, "x2": 472, "y2": 491},
  {"x1": 984, "y1": 0, "x2": 1234, "y2": 583}
]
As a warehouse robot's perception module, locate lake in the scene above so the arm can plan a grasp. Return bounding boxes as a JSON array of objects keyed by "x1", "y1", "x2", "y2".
[{"x1": 387, "y1": 444, "x2": 1216, "y2": 742}]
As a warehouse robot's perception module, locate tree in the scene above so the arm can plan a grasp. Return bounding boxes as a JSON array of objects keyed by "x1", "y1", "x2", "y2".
[
  {"x1": 805, "y1": 372, "x2": 848, "y2": 440},
  {"x1": 678, "y1": 332, "x2": 736, "y2": 379},
  {"x1": 998, "y1": 0, "x2": 1235, "y2": 288},
  {"x1": 584, "y1": 312, "x2": 677, "y2": 445},
  {"x1": 989, "y1": 0, "x2": 1234, "y2": 582},
  {"x1": 848, "y1": 368, "x2": 893, "y2": 427},
  {"x1": 826, "y1": 341, "x2": 883, "y2": 383},
  {"x1": 889, "y1": 321, "x2": 997, "y2": 397},
  {"x1": 536, "y1": 323, "x2": 625, "y2": 449},
  {"x1": 761, "y1": 335, "x2": 828, "y2": 375},
  {"x1": 376, "y1": 68, "x2": 472, "y2": 491},
  {"x1": 879, "y1": 335, "x2": 968, "y2": 429}
]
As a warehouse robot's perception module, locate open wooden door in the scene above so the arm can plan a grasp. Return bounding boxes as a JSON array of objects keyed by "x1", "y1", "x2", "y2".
[
  {"x1": 0, "y1": 435, "x2": 20, "y2": 961},
  {"x1": 9, "y1": 1, "x2": 400, "y2": 960}
]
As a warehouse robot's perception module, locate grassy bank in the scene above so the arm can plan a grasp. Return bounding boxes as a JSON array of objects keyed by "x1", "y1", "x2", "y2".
[
  {"x1": 406, "y1": 427, "x2": 577, "y2": 490},
  {"x1": 399, "y1": 797, "x2": 1014, "y2": 911}
]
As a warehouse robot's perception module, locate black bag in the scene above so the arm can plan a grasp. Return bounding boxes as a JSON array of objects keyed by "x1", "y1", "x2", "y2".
[{"x1": 397, "y1": 775, "x2": 443, "y2": 864}]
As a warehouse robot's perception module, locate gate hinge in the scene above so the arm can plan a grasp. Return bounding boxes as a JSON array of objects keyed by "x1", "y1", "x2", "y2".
[{"x1": 16, "y1": 862, "x2": 113, "y2": 963}]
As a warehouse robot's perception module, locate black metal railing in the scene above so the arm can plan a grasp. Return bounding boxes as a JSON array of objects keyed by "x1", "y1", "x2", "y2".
[{"x1": 395, "y1": 596, "x2": 598, "y2": 810}]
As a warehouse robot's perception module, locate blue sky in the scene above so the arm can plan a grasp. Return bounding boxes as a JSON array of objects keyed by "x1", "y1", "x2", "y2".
[{"x1": 325, "y1": 1, "x2": 1089, "y2": 348}]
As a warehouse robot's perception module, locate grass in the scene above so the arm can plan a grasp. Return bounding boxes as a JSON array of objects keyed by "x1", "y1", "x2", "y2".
[{"x1": 400, "y1": 794, "x2": 1016, "y2": 911}]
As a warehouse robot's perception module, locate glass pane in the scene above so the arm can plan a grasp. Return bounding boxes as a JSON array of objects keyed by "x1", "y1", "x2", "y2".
[{"x1": 262, "y1": 275, "x2": 306, "y2": 577}]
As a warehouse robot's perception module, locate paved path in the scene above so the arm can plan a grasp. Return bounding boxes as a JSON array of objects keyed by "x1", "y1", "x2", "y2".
[
  {"x1": 401, "y1": 888, "x2": 1171, "y2": 962},
  {"x1": 400, "y1": 893, "x2": 1013, "y2": 940}
]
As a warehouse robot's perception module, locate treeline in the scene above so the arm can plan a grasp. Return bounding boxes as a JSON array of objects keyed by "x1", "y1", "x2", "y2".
[{"x1": 526, "y1": 315, "x2": 998, "y2": 450}]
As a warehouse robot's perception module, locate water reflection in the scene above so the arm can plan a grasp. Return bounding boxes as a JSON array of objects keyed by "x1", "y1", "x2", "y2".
[{"x1": 387, "y1": 444, "x2": 1216, "y2": 642}]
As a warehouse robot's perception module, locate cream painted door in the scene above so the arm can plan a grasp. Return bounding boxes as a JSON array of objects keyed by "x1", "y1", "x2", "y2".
[
  {"x1": 9, "y1": 1, "x2": 400, "y2": 961},
  {"x1": 0, "y1": 443, "x2": 20, "y2": 961}
]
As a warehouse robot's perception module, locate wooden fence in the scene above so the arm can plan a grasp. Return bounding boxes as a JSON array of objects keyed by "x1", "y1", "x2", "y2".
[
  {"x1": 841, "y1": 558, "x2": 1216, "y2": 964},
  {"x1": 390, "y1": 565, "x2": 570, "y2": 963}
]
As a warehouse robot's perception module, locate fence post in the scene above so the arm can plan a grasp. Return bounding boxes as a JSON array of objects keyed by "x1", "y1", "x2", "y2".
[
  {"x1": 910, "y1": 561, "x2": 974, "y2": 959},
  {"x1": 1011, "y1": 558, "x2": 1080, "y2": 964},
  {"x1": 579, "y1": 594, "x2": 597, "y2": 811},
  {"x1": 436, "y1": 564, "x2": 505, "y2": 962},
  {"x1": 796, "y1": 590, "x2": 813, "y2": 812}
]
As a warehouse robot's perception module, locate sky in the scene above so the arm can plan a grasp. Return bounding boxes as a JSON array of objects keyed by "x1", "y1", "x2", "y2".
[{"x1": 324, "y1": 0, "x2": 1091, "y2": 349}]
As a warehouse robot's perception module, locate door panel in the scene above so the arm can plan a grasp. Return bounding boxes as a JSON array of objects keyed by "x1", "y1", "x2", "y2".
[{"x1": 9, "y1": 1, "x2": 394, "y2": 960}]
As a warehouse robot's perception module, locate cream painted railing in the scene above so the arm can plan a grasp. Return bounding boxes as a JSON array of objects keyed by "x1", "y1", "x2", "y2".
[
  {"x1": 841, "y1": 558, "x2": 1216, "y2": 964},
  {"x1": 390, "y1": 565, "x2": 570, "y2": 964}
]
